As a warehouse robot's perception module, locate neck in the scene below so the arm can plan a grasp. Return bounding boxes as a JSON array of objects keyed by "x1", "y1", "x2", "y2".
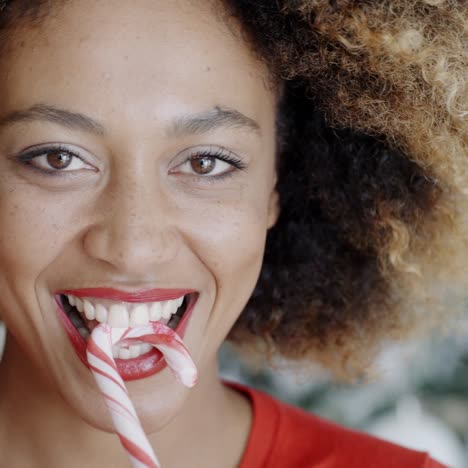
[{"x1": 0, "y1": 335, "x2": 251, "y2": 468}]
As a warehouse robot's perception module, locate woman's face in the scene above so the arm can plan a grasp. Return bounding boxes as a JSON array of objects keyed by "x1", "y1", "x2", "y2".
[{"x1": 0, "y1": 0, "x2": 278, "y2": 430}]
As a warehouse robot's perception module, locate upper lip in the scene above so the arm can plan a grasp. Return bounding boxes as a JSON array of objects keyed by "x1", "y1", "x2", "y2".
[{"x1": 58, "y1": 287, "x2": 197, "y2": 303}]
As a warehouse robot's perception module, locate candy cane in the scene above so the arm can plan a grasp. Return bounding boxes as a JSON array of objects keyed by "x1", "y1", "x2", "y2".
[{"x1": 87, "y1": 322, "x2": 197, "y2": 468}]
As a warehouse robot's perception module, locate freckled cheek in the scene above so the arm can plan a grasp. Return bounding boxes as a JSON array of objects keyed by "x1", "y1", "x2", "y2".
[
  {"x1": 193, "y1": 204, "x2": 268, "y2": 297},
  {"x1": 190, "y1": 209, "x2": 267, "y2": 354},
  {"x1": 0, "y1": 196, "x2": 72, "y2": 279}
]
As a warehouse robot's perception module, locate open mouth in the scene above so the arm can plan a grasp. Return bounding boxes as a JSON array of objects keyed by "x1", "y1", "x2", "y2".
[{"x1": 58, "y1": 292, "x2": 192, "y2": 360}]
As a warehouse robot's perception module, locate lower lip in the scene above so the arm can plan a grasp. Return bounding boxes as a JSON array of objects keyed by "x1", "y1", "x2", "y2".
[{"x1": 55, "y1": 295, "x2": 197, "y2": 381}]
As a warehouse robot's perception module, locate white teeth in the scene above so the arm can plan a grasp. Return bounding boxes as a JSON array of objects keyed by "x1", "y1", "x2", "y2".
[
  {"x1": 66, "y1": 294, "x2": 187, "y2": 333},
  {"x1": 95, "y1": 304, "x2": 108, "y2": 323},
  {"x1": 75, "y1": 298, "x2": 84, "y2": 313},
  {"x1": 111, "y1": 343, "x2": 154, "y2": 360},
  {"x1": 150, "y1": 302, "x2": 162, "y2": 321},
  {"x1": 129, "y1": 344, "x2": 141, "y2": 358},
  {"x1": 65, "y1": 292, "x2": 188, "y2": 358},
  {"x1": 83, "y1": 300, "x2": 95, "y2": 321},
  {"x1": 108, "y1": 304, "x2": 129, "y2": 328},
  {"x1": 140, "y1": 343, "x2": 152, "y2": 354},
  {"x1": 130, "y1": 304, "x2": 150, "y2": 326},
  {"x1": 161, "y1": 300, "x2": 174, "y2": 319},
  {"x1": 118, "y1": 347, "x2": 131, "y2": 360}
]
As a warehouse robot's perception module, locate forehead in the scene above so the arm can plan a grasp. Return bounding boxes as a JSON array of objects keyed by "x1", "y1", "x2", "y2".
[{"x1": 0, "y1": 0, "x2": 275, "y2": 135}]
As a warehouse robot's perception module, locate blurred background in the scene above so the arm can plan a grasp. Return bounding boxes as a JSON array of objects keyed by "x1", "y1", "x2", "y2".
[
  {"x1": 219, "y1": 333, "x2": 468, "y2": 467},
  {"x1": 1, "y1": 321, "x2": 467, "y2": 466}
]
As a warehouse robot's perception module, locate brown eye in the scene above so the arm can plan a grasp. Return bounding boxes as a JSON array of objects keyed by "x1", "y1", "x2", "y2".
[
  {"x1": 190, "y1": 156, "x2": 216, "y2": 175},
  {"x1": 46, "y1": 151, "x2": 73, "y2": 170},
  {"x1": 174, "y1": 148, "x2": 245, "y2": 180},
  {"x1": 18, "y1": 145, "x2": 93, "y2": 174}
]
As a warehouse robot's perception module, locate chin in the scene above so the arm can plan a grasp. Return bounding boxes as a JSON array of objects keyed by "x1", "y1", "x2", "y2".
[{"x1": 61, "y1": 372, "x2": 190, "y2": 436}]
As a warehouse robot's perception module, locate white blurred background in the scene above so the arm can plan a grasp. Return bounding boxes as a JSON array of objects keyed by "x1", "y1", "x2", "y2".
[{"x1": 1, "y1": 320, "x2": 467, "y2": 466}]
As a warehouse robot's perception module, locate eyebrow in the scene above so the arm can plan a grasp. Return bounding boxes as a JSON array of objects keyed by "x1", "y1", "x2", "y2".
[
  {"x1": 168, "y1": 106, "x2": 261, "y2": 137},
  {"x1": 0, "y1": 104, "x2": 106, "y2": 136},
  {"x1": 0, "y1": 104, "x2": 261, "y2": 138}
]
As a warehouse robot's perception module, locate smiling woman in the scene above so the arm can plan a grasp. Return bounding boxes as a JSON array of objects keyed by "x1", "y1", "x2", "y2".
[{"x1": 0, "y1": 0, "x2": 464, "y2": 467}]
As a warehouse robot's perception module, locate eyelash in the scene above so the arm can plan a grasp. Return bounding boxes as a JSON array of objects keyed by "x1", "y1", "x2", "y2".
[
  {"x1": 15, "y1": 145, "x2": 247, "y2": 181},
  {"x1": 16, "y1": 145, "x2": 85, "y2": 176},
  {"x1": 183, "y1": 147, "x2": 247, "y2": 183}
]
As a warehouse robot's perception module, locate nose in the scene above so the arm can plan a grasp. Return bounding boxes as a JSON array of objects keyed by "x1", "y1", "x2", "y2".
[{"x1": 83, "y1": 174, "x2": 181, "y2": 277}]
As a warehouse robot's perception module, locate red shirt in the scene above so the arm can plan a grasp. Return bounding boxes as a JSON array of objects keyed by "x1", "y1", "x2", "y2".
[{"x1": 231, "y1": 383, "x2": 446, "y2": 468}]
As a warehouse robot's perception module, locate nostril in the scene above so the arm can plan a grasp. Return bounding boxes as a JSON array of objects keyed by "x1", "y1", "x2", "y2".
[{"x1": 82, "y1": 223, "x2": 110, "y2": 264}]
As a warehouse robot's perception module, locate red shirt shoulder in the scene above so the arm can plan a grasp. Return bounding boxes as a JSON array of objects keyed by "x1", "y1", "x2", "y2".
[{"x1": 229, "y1": 383, "x2": 446, "y2": 468}]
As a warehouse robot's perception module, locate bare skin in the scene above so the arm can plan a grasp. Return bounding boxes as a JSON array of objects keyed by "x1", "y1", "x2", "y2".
[{"x1": 0, "y1": 0, "x2": 279, "y2": 467}]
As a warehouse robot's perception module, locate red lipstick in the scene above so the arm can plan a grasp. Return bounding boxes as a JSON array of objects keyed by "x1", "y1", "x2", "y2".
[
  {"x1": 55, "y1": 290, "x2": 198, "y2": 381},
  {"x1": 61, "y1": 287, "x2": 195, "y2": 303}
]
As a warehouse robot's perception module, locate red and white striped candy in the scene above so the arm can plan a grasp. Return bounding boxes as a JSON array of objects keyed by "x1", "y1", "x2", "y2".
[{"x1": 87, "y1": 322, "x2": 197, "y2": 468}]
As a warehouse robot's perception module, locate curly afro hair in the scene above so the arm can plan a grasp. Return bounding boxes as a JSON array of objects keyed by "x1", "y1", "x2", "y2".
[
  {"x1": 1, "y1": 0, "x2": 467, "y2": 378},
  {"x1": 223, "y1": 0, "x2": 467, "y2": 377}
]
